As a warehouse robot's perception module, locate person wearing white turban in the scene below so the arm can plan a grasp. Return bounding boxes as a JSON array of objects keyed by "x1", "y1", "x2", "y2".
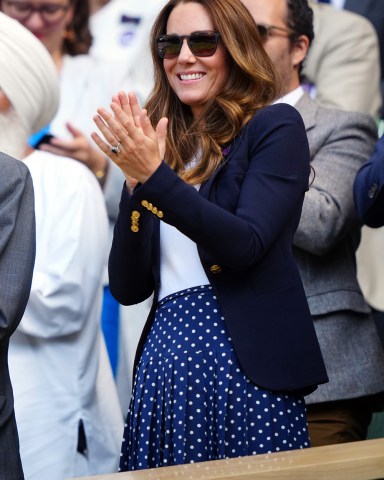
[
  {"x1": 0, "y1": 11, "x2": 123, "y2": 480},
  {"x1": 0, "y1": 12, "x2": 59, "y2": 136}
]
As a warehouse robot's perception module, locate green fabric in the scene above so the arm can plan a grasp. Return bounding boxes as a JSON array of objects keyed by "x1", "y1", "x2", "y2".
[{"x1": 367, "y1": 411, "x2": 384, "y2": 439}]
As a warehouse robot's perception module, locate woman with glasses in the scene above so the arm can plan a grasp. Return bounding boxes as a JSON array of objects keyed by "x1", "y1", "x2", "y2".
[
  {"x1": 0, "y1": 0, "x2": 126, "y2": 225},
  {"x1": 93, "y1": 0, "x2": 328, "y2": 471},
  {"x1": 0, "y1": 0, "x2": 125, "y2": 472},
  {"x1": 0, "y1": 0, "x2": 132, "y2": 393}
]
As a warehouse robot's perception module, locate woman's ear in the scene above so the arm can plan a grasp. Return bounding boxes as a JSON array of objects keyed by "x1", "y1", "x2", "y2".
[{"x1": 0, "y1": 90, "x2": 11, "y2": 112}]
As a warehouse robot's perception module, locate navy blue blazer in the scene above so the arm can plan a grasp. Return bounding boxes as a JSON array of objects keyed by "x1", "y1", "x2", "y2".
[
  {"x1": 354, "y1": 135, "x2": 384, "y2": 227},
  {"x1": 109, "y1": 103, "x2": 328, "y2": 395}
]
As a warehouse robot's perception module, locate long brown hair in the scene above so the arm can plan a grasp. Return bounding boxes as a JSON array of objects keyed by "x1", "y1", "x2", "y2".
[
  {"x1": 62, "y1": 0, "x2": 92, "y2": 55},
  {"x1": 146, "y1": 0, "x2": 280, "y2": 185}
]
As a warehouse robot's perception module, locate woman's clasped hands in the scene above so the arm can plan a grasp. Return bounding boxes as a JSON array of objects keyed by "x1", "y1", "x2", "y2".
[{"x1": 92, "y1": 91, "x2": 168, "y2": 191}]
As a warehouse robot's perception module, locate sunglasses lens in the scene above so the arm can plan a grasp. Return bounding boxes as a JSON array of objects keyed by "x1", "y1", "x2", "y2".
[
  {"x1": 190, "y1": 34, "x2": 218, "y2": 56},
  {"x1": 157, "y1": 32, "x2": 219, "y2": 58},
  {"x1": 157, "y1": 35, "x2": 181, "y2": 59}
]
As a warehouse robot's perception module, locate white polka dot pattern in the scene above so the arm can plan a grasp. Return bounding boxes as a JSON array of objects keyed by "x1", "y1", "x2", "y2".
[{"x1": 119, "y1": 285, "x2": 309, "y2": 471}]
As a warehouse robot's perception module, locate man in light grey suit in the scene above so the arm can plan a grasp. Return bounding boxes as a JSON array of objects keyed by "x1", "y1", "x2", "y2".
[
  {"x1": 0, "y1": 15, "x2": 37, "y2": 480},
  {"x1": 344, "y1": 0, "x2": 384, "y2": 118},
  {"x1": 314, "y1": 0, "x2": 384, "y2": 118},
  {"x1": 0, "y1": 153, "x2": 35, "y2": 480},
  {"x1": 303, "y1": 1, "x2": 382, "y2": 119},
  {"x1": 242, "y1": 0, "x2": 384, "y2": 447}
]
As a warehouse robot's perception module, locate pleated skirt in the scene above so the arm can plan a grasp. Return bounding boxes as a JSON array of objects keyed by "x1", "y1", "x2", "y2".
[{"x1": 119, "y1": 285, "x2": 309, "y2": 471}]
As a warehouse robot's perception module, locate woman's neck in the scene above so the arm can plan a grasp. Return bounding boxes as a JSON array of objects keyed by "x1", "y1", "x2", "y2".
[
  {"x1": 52, "y1": 50, "x2": 64, "y2": 71},
  {"x1": 89, "y1": 0, "x2": 109, "y2": 15}
]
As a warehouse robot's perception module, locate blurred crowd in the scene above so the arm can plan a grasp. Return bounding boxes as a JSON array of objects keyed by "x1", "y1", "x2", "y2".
[{"x1": 0, "y1": 0, "x2": 383, "y2": 479}]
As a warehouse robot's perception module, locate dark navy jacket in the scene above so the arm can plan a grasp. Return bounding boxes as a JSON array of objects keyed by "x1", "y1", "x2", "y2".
[
  {"x1": 354, "y1": 135, "x2": 384, "y2": 228},
  {"x1": 109, "y1": 103, "x2": 328, "y2": 395}
]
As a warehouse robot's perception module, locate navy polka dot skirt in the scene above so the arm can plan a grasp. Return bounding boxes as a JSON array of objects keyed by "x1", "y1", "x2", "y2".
[{"x1": 119, "y1": 285, "x2": 309, "y2": 471}]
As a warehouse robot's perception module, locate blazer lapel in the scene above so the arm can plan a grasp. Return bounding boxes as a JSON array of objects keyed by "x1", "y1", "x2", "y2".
[{"x1": 199, "y1": 126, "x2": 245, "y2": 197}]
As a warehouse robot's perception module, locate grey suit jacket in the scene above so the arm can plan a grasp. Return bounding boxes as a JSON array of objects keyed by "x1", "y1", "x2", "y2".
[
  {"x1": 0, "y1": 153, "x2": 35, "y2": 480},
  {"x1": 293, "y1": 94, "x2": 384, "y2": 403},
  {"x1": 303, "y1": 2, "x2": 382, "y2": 118}
]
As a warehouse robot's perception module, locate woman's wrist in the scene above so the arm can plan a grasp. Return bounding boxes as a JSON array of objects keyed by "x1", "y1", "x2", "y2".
[{"x1": 92, "y1": 152, "x2": 109, "y2": 186}]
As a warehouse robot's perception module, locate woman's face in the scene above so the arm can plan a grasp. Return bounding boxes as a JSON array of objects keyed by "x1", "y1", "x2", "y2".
[
  {"x1": 2, "y1": 0, "x2": 73, "y2": 57},
  {"x1": 163, "y1": 2, "x2": 229, "y2": 118}
]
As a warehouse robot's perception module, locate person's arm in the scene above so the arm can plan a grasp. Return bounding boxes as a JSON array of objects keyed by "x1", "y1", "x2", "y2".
[
  {"x1": 303, "y1": 3, "x2": 382, "y2": 118},
  {"x1": 103, "y1": 158, "x2": 126, "y2": 224},
  {"x1": 17, "y1": 159, "x2": 109, "y2": 338},
  {"x1": 109, "y1": 104, "x2": 311, "y2": 304},
  {"x1": 0, "y1": 154, "x2": 35, "y2": 341},
  {"x1": 354, "y1": 135, "x2": 384, "y2": 228},
  {"x1": 294, "y1": 110, "x2": 377, "y2": 255}
]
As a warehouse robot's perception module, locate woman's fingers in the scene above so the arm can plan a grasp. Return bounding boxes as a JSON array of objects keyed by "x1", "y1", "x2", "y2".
[
  {"x1": 127, "y1": 92, "x2": 142, "y2": 128},
  {"x1": 92, "y1": 100, "x2": 165, "y2": 183},
  {"x1": 93, "y1": 109, "x2": 119, "y2": 141},
  {"x1": 114, "y1": 91, "x2": 142, "y2": 128},
  {"x1": 156, "y1": 117, "x2": 169, "y2": 159},
  {"x1": 139, "y1": 110, "x2": 157, "y2": 140}
]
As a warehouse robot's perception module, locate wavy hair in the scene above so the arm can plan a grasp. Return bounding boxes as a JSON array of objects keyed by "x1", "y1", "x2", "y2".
[
  {"x1": 62, "y1": 0, "x2": 92, "y2": 55},
  {"x1": 146, "y1": 0, "x2": 280, "y2": 185}
]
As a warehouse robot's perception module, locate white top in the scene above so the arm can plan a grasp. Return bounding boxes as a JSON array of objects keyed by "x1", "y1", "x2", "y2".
[
  {"x1": 50, "y1": 53, "x2": 127, "y2": 282},
  {"x1": 315, "y1": 0, "x2": 345, "y2": 8},
  {"x1": 274, "y1": 85, "x2": 305, "y2": 107},
  {"x1": 51, "y1": 54, "x2": 129, "y2": 139},
  {"x1": 89, "y1": 0, "x2": 169, "y2": 104},
  {"x1": 158, "y1": 158, "x2": 209, "y2": 300},
  {"x1": 159, "y1": 220, "x2": 210, "y2": 300},
  {"x1": 9, "y1": 151, "x2": 123, "y2": 480}
]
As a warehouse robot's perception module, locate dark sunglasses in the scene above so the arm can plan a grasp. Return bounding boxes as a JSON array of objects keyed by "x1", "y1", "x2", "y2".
[{"x1": 157, "y1": 31, "x2": 220, "y2": 59}]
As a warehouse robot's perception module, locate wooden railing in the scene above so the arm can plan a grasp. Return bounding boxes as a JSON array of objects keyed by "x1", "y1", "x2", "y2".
[{"x1": 70, "y1": 438, "x2": 384, "y2": 480}]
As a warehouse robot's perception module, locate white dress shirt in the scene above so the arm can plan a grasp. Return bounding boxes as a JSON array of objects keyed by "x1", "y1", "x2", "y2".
[
  {"x1": 9, "y1": 151, "x2": 123, "y2": 480},
  {"x1": 316, "y1": 0, "x2": 345, "y2": 8}
]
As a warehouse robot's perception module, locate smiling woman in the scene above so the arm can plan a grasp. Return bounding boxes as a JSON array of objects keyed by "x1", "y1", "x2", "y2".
[
  {"x1": 161, "y1": 3, "x2": 228, "y2": 119},
  {"x1": 92, "y1": 0, "x2": 328, "y2": 472}
]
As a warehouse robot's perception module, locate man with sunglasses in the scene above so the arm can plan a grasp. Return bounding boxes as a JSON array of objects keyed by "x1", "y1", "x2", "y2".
[{"x1": 242, "y1": 0, "x2": 384, "y2": 447}]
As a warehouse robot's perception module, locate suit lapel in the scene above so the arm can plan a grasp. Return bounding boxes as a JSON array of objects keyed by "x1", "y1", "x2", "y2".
[{"x1": 294, "y1": 92, "x2": 317, "y2": 132}]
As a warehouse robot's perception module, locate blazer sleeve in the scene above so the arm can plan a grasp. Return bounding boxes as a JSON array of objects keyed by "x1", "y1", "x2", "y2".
[
  {"x1": 354, "y1": 135, "x2": 384, "y2": 228},
  {"x1": 0, "y1": 154, "x2": 35, "y2": 341},
  {"x1": 109, "y1": 104, "x2": 310, "y2": 304},
  {"x1": 293, "y1": 110, "x2": 377, "y2": 255}
]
